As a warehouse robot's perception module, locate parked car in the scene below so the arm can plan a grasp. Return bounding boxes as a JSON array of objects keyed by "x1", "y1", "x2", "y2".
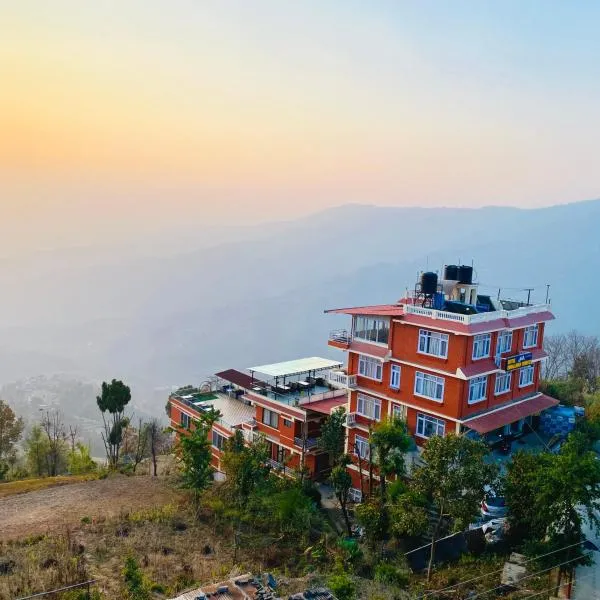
[{"x1": 481, "y1": 494, "x2": 507, "y2": 519}]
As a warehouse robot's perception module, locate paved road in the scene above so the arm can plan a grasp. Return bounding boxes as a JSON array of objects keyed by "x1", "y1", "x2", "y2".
[{"x1": 573, "y1": 519, "x2": 600, "y2": 600}]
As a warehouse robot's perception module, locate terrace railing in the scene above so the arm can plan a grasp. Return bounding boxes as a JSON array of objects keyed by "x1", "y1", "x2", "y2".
[
  {"x1": 328, "y1": 370, "x2": 357, "y2": 389},
  {"x1": 294, "y1": 436, "x2": 319, "y2": 450},
  {"x1": 329, "y1": 329, "x2": 351, "y2": 345}
]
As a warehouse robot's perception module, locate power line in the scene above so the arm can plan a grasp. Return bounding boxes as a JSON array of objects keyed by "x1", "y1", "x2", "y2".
[
  {"x1": 468, "y1": 551, "x2": 593, "y2": 600},
  {"x1": 518, "y1": 568, "x2": 597, "y2": 600},
  {"x1": 419, "y1": 539, "x2": 588, "y2": 599}
]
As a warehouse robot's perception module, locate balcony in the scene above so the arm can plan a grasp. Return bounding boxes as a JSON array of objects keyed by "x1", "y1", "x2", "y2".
[
  {"x1": 266, "y1": 458, "x2": 297, "y2": 478},
  {"x1": 328, "y1": 370, "x2": 357, "y2": 389},
  {"x1": 328, "y1": 329, "x2": 351, "y2": 348},
  {"x1": 346, "y1": 412, "x2": 357, "y2": 427},
  {"x1": 294, "y1": 436, "x2": 319, "y2": 450}
]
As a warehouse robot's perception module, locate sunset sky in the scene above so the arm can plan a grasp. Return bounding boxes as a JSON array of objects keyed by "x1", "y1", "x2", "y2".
[{"x1": 2, "y1": 1, "x2": 599, "y2": 249}]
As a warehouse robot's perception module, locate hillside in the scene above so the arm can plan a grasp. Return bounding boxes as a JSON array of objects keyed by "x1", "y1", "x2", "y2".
[{"x1": 0, "y1": 199, "x2": 598, "y2": 417}]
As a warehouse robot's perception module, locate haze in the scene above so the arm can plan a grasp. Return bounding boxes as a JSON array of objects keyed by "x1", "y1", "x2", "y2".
[{"x1": 2, "y1": 1, "x2": 600, "y2": 254}]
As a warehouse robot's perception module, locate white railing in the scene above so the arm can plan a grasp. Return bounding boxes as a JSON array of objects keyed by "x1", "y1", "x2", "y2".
[
  {"x1": 348, "y1": 487, "x2": 363, "y2": 503},
  {"x1": 346, "y1": 412, "x2": 357, "y2": 426},
  {"x1": 404, "y1": 303, "x2": 551, "y2": 326},
  {"x1": 299, "y1": 388, "x2": 347, "y2": 406},
  {"x1": 328, "y1": 370, "x2": 357, "y2": 389}
]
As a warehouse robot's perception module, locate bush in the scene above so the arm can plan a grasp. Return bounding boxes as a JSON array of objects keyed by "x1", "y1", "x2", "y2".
[
  {"x1": 327, "y1": 570, "x2": 356, "y2": 600},
  {"x1": 373, "y1": 562, "x2": 409, "y2": 588},
  {"x1": 122, "y1": 556, "x2": 151, "y2": 600}
]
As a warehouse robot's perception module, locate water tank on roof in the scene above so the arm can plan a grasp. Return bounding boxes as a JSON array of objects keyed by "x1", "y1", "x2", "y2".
[
  {"x1": 444, "y1": 264, "x2": 459, "y2": 281},
  {"x1": 458, "y1": 265, "x2": 473, "y2": 284},
  {"x1": 420, "y1": 271, "x2": 438, "y2": 295}
]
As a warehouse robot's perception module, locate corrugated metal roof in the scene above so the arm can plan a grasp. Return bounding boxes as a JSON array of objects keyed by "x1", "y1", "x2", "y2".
[
  {"x1": 325, "y1": 304, "x2": 405, "y2": 316},
  {"x1": 301, "y1": 396, "x2": 347, "y2": 415},
  {"x1": 216, "y1": 369, "x2": 265, "y2": 389},
  {"x1": 462, "y1": 394, "x2": 559, "y2": 434},
  {"x1": 248, "y1": 357, "x2": 342, "y2": 378}
]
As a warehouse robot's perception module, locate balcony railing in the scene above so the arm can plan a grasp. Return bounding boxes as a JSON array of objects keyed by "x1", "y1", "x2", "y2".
[
  {"x1": 329, "y1": 329, "x2": 351, "y2": 345},
  {"x1": 346, "y1": 412, "x2": 357, "y2": 427},
  {"x1": 328, "y1": 370, "x2": 357, "y2": 389},
  {"x1": 266, "y1": 458, "x2": 297, "y2": 478},
  {"x1": 294, "y1": 436, "x2": 319, "y2": 450},
  {"x1": 404, "y1": 303, "x2": 551, "y2": 325}
]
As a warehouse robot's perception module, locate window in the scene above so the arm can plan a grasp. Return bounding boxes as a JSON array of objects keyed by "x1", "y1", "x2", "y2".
[
  {"x1": 354, "y1": 434, "x2": 370, "y2": 460},
  {"x1": 392, "y1": 404, "x2": 407, "y2": 421},
  {"x1": 357, "y1": 393, "x2": 381, "y2": 421},
  {"x1": 519, "y1": 365, "x2": 535, "y2": 387},
  {"x1": 416, "y1": 413, "x2": 445, "y2": 438},
  {"x1": 523, "y1": 325, "x2": 539, "y2": 349},
  {"x1": 262, "y1": 408, "x2": 279, "y2": 428},
  {"x1": 358, "y1": 355, "x2": 383, "y2": 381},
  {"x1": 472, "y1": 334, "x2": 491, "y2": 359},
  {"x1": 181, "y1": 412, "x2": 190, "y2": 429},
  {"x1": 353, "y1": 316, "x2": 390, "y2": 345},
  {"x1": 390, "y1": 364, "x2": 401, "y2": 389},
  {"x1": 497, "y1": 330, "x2": 513, "y2": 355},
  {"x1": 414, "y1": 371, "x2": 445, "y2": 402},
  {"x1": 283, "y1": 418, "x2": 292, "y2": 428},
  {"x1": 468, "y1": 376, "x2": 488, "y2": 404},
  {"x1": 494, "y1": 372, "x2": 512, "y2": 395},
  {"x1": 211, "y1": 430, "x2": 226, "y2": 450},
  {"x1": 418, "y1": 329, "x2": 449, "y2": 358}
]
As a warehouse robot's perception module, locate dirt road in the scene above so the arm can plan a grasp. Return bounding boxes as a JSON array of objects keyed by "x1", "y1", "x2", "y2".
[{"x1": 0, "y1": 475, "x2": 176, "y2": 540}]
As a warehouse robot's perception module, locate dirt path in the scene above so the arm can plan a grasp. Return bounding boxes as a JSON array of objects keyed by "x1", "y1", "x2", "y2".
[{"x1": 0, "y1": 475, "x2": 176, "y2": 540}]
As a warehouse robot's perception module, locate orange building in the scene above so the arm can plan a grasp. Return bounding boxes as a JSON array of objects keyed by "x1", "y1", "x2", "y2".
[
  {"x1": 327, "y1": 264, "x2": 558, "y2": 498},
  {"x1": 167, "y1": 357, "x2": 348, "y2": 479}
]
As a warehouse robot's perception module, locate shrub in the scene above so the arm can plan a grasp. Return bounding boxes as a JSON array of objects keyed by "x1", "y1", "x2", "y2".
[
  {"x1": 373, "y1": 562, "x2": 409, "y2": 588},
  {"x1": 327, "y1": 569, "x2": 356, "y2": 600},
  {"x1": 122, "y1": 556, "x2": 151, "y2": 600}
]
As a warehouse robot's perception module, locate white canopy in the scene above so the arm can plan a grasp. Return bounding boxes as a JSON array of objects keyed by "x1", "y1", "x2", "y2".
[{"x1": 248, "y1": 356, "x2": 343, "y2": 378}]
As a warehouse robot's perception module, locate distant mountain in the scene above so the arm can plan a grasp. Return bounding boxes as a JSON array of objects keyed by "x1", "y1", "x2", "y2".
[{"x1": 0, "y1": 198, "x2": 598, "y2": 416}]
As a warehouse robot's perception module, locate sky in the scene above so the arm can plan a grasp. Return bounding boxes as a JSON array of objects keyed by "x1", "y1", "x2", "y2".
[{"x1": 1, "y1": 1, "x2": 599, "y2": 250}]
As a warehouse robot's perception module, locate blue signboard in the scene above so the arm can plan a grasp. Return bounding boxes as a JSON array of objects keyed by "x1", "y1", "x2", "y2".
[{"x1": 502, "y1": 351, "x2": 533, "y2": 371}]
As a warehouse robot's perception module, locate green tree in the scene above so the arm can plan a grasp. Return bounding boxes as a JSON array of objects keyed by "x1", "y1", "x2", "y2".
[
  {"x1": 317, "y1": 407, "x2": 347, "y2": 466},
  {"x1": 390, "y1": 490, "x2": 429, "y2": 539},
  {"x1": 412, "y1": 434, "x2": 498, "y2": 581},
  {"x1": 68, "y1": 442, "x2": 97, "y2": 474},
  {"x1": 25, "y1": 424, "x2": 50, "y2": 476},
  {"x1": 331, "y1": 455, "x2": 353, "y2": 536},
  {"x1": 97, "y1": 379, "x2": 132, "y2": 469},
  {"x1": 369, "y1": 416, "x2": 411, "y2": 502},
  {"x1": 355, "y1": 499, "x2": 387, "y2": 552},
  {"x1": 178, "y1": 409, "x2": 220, "y2": 507},
  {"x1": 122, "y1": 556, "x2": 150, "y2": 600},
  {"x1": 40, "y1": 410, "x2": 69, "y2": 476},
  {"x1": 0, "y1": 399, "x2": 24, "y2": 478}
]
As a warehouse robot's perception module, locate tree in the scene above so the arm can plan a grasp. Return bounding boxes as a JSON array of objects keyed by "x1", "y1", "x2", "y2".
[
  {"x1": 0, "y1": 399, "x2": 24, "y2": 478},
  {"x1": 331, "y1": 455, "x2": 353, "y2": 537},
  {"x1": 147, "y1": 418, "x2": 170, "y2": 477},
  {"x1": 68, "y1": 442, "x2": 97, "y2": 474},
  {"x1": 369, "y1": 417, "x2": 411, "y2": 502},
  {"x1": 317, "y1": 407, "x2": 347, "y2": 466},
  {"x1": 41, "y1": 410, "x2": 68, "y2": 476},
  {"x1": 97, "y1": 379, "x2": 132, "y2": 469},
  {"x1": 411, "y1": 434, "x2": 498, "y2": 581},
  {"x1": 355, "y1": 499, "x2": 387, "y2": 552},
  {"x1": 178, "y1": 409, "x2": 220, "y2": 507},
  {"x1": 25, "y1": 424, "x2": 50, "y2": 476}
]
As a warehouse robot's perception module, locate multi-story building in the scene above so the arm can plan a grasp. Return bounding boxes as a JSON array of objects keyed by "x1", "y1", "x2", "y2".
[
  {"x1": 167, "y1": 357, "x2": 350, "y2": 479},
  {"x1": 327, "y1": 264, "x2": 558, "y2": 497}
]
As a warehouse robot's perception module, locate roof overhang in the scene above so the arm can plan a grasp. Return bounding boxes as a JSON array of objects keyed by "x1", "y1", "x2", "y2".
[
  {"x1": 462, "y1": 393, "x2": 559, "y2": 434},
  {"x1": 248, "y1": 356, "x2": 343, "y2": 378}
]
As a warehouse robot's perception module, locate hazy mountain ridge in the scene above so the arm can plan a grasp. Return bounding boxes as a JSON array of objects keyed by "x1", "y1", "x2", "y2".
[{"x1": 0, "y1": 199, "x2": 598, "y2": 416}]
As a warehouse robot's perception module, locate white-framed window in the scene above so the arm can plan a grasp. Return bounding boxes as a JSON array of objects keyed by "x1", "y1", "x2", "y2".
[
  {"x1": 211, "y1": 430, "x2": 226, "y2": 450},
  {"x1": 357, "y1": 393, "x2": 382, "y2": 421},
  {"x1": 418, "y1": 329, "x2": 449, "y2": 358},
  {"x1": 283, "y1": 418, "x2": 292, "y2": 428},
  {"x1": 497, "y1": 330, "x2": 513, "y2": 355},
  {"x1": 468, "y1": 375, "x2": 488, "y2": 404},
  {"x1": 181, "y1": 412, "x2": 190, "y2": 429},
  {"x1": 390, "y1": 364, "x2": 401, "y2": 389},
  {"x1": 472, "y1": 333, "x2": 492, "y2": 360},
  {"x1": 354, "y1": 434, "x2": 370, "y2": 460},
  {"x1": 414, "y1": 371, "x2": 445, "y2": 402},
  {"x1": 494, "y1": 371, "x2": 512, "y2": 395},
  {"x1": 519, "y1": 364, "x2": 535, "y2": 387},
  {"x1": 358, "y1": 355, "x2": 383, "y2": 381},
  {"x1": 392, "y1": 403, "x2": 407, "y2": 421},
  {"x1": 353, "y1": 316, "x2": 390, "y2": 345},
  {"x1": 416, "y1": 413, "x2": 445, "y2": 439},
  {"x1": 262, "y1": 408, "x2": 279, "y2": 428},
  {"x1": 523, "y1": 325, "x2": 539, "y2": 349}
]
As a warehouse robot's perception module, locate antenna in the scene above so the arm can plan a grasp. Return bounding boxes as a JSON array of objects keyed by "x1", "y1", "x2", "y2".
[
  {"x1": 545, "y1": 284, "x2": 550, "y2": 304},
  {"x1": 524, "y1": 287, "x2": 534, "y2": 306}
]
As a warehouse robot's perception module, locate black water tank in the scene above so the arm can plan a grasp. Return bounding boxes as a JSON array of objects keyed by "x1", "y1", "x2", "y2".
[
  {"x1": 458, "y1": 265, "x2": 473, "y2": 284},
  {"x1": 421, "y1": 271, "x2": 438, "y2": 295},
  {"x1": 444, "y1": 264, "x2": 459, "y2": 280}
]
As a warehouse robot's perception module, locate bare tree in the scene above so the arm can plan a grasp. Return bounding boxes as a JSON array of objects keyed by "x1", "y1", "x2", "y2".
[
  {"x1": 68, "y1": 425, "x2": 79, "y2": 453},
  {"x1": 132, "y1": 418, "x2": 149, "y2": 473},
  {"x1": 147, "y1": 418, "x2": 168, "y2": 477},
  {"x1": 543, "y1": 333, "x2": 569, "y2": 380},
  {"x1": 41, "y1": 410, "x2": 68, "y2": 476}
]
